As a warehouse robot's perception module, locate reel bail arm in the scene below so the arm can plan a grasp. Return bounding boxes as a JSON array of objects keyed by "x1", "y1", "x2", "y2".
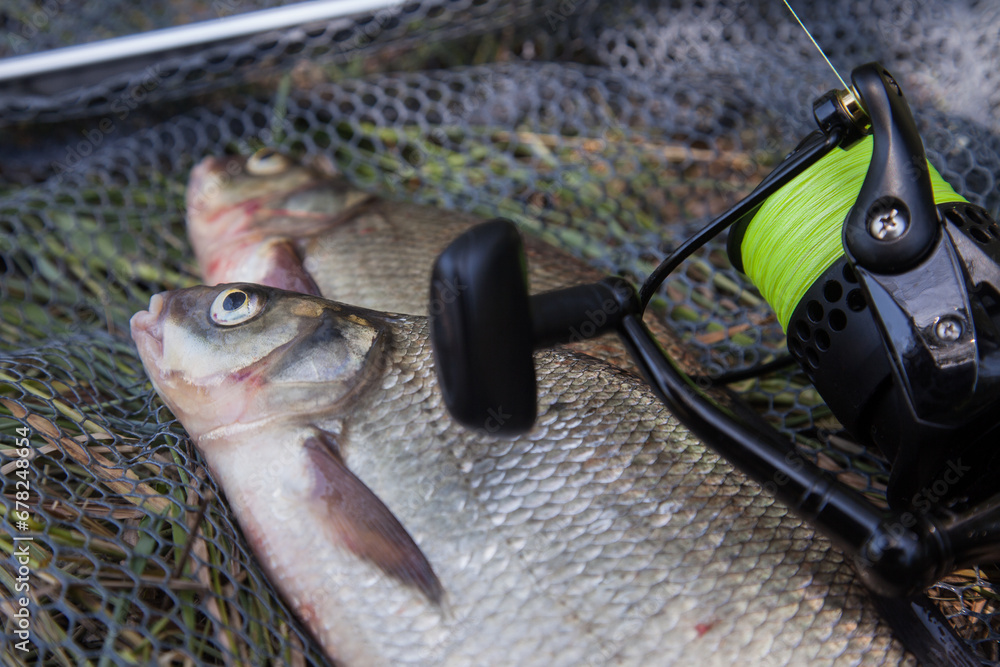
[{"x1": 843, "y1": 63, "x2": 939, "y2": 273}]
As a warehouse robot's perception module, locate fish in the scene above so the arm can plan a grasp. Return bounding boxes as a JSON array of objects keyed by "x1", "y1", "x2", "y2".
[
  {"x1": 184, "y1": 148, "x2": 661, "y2": 374},
  {"x1": 130, "y1": 281, "x2": 911, "y2": 666}
]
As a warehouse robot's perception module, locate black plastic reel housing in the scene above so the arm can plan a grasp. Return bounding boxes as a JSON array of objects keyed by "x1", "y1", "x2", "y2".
[{"x1": 786, "y1": 202, "x2": 1000, "y2": 509}]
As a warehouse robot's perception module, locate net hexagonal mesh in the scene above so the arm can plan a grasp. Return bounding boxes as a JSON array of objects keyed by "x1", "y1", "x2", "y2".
[{"x1": 1, "y1": 0, "x2": 999, "y2": 664}]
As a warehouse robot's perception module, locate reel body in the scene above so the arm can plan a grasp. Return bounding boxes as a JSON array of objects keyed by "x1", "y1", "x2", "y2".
[
  {"x1": 778, "y1": 204, "x2": 1000, "y2": 508},
  {"x1": 728, "y1": 65, "x2": 1000, "y2": 509},
  {"x1": 427, "y1": 62, "x2": 1000, "y2": 600}
]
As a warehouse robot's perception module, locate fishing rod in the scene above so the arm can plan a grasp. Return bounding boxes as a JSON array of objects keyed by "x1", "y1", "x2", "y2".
[{"x1": 427, "y1": 61, "x2": 1000, "y2": 598}]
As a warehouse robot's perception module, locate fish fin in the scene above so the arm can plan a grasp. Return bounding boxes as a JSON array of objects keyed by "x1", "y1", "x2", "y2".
[
  {"x1": 259, "y1": 241, "x2": 322, "y2": 296},
  {"x1": 304, "y1": 434, "x2": 444, "y2": 605}
]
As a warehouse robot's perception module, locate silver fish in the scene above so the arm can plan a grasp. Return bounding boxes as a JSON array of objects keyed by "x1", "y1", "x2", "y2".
[
  {"x1": 130, "y1": 282, "x2": 909, "y2": 666},
  {"x1": 185, "y1": 149, "x2": 660, "y2": 374}
]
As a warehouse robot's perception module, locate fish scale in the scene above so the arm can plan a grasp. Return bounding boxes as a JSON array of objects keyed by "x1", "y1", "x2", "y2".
[{"x1": 362, "y1": 324, "x2": 898, "y2": 664}]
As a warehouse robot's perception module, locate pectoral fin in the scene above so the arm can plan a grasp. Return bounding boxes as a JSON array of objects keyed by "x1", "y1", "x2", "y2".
[
  {"x1": 205, "y1": 238, "x2": 321, "y2": 296},
  {"x1": 258, "y1": 240, "x2": 322, "y2": 296},
  {"x1": 304, "y1": 434, "x2": 443, "y2": 605}
]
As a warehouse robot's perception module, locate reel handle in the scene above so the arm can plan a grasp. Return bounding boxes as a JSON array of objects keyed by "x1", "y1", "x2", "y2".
[{"x1": 429, "y1": 219, "x2": 638, "y2": 435}]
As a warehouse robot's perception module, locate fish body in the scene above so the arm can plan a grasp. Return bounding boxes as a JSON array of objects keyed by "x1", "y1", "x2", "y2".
[
  {"x1": 130, "y1": 283, "x2": 909, "y2": 666},
  {"x1": 186, "y1": 151, "x2": 650, "y2": 372}
]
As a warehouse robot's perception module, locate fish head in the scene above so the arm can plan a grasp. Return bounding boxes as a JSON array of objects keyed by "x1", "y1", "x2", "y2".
[
  {"x1": 186, "y1": 149, "x2": 370, "y2": 281},
  {"x1": 132, "y1": 284, "x2": 446, "y2": 609},
  {"x1": 130, "y1": 283, "x2": 387, "y2": 441}
]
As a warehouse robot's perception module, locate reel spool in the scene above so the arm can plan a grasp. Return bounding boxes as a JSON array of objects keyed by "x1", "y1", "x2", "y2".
[{"x1": 428, "y1": 62, "x2": 1000, "y2": 599}]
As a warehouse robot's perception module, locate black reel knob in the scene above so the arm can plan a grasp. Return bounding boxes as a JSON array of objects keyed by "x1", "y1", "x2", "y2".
[
  {"x1": 429, "y1": 219, "x2": 537, "y2": 435},
  {"x1": 429, "y1": 219, "x2": 639, "y2": 436}
]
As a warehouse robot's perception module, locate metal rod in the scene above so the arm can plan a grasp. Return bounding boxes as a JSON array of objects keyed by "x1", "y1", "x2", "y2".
[{"x1": 0, "y1": 0, "x2": 401, "y2": 82}]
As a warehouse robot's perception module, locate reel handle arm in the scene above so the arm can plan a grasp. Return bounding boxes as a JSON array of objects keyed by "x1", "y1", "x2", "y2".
[
  {"x1": 530, "y1": 277, "x2": 637, "y2": 349},
  {"x1": 429, "y1": 220, "x2": 638, "y2": 435}
]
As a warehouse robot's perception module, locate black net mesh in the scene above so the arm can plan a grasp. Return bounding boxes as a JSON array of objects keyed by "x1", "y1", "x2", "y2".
[{"x1": 2, "y1": 0, "x2": 999, "y2": 664}]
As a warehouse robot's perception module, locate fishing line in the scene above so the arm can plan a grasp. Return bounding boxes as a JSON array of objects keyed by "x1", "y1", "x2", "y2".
[
  {"x1": 781, "y1": 0, "x2": 849, "y2": 91},
  {"x1": 739, "y1": 135, "x2": 966, "y2": 331}
]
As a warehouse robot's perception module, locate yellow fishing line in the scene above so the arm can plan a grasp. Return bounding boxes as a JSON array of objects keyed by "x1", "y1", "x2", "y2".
[{"x1": 741, "y1": 135, "x2": 966, "y2": 331}]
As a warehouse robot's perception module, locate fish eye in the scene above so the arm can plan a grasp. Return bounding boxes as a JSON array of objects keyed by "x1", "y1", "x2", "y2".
[
  {"x1": 246, "y1": 148, "x2": 292, "y2": 176},
  {"x1": 210, "y1": 288, "x2": 264, "y2": 326}
]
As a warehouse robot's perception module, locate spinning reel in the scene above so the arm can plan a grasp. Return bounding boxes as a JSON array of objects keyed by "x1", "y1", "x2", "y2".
[{"x1": 428, "y1": 62, "x2": 1000, "y2": 598}]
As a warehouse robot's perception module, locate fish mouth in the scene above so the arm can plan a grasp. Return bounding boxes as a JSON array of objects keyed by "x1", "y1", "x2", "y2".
[
  {"x1": 186, "y1": 155, "x2": 245, "y2": 212},
  {"x1": 188, "y1": 157, "x2": 221, "y2": 195},
  {"x1": 130, "y1": 292, "x2": 167, "y2": 363},
  {"x1": 190, "y1": 155, "x2": 229, "y2": 180}
]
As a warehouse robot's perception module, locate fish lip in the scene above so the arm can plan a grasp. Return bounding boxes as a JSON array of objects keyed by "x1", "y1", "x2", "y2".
[
  {"x1": 186, "y1": 155, "x2": 244, "y2": 213},
  {"x1": 191, "y1": 155, "x2": 226, "y2": 180},
  {"x1": 188, "y1": 156, "x2": 222, "y2": 192},
  {"x1": 129, "y1": 292, "x2": 166, "y2": 363},
  {"x1": 186, "y1": 158, "x2": 220, "y2": 215}
]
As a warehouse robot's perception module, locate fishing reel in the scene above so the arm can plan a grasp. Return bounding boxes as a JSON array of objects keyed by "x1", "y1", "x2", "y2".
[{"x1": 428, "y1": 62, "x2": 1000, "y2": 598}]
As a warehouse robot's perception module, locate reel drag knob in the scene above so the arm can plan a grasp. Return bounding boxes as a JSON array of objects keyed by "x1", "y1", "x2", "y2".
[{"x1": 429, "y1": 219, "x2": 638, "y2": 436}]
